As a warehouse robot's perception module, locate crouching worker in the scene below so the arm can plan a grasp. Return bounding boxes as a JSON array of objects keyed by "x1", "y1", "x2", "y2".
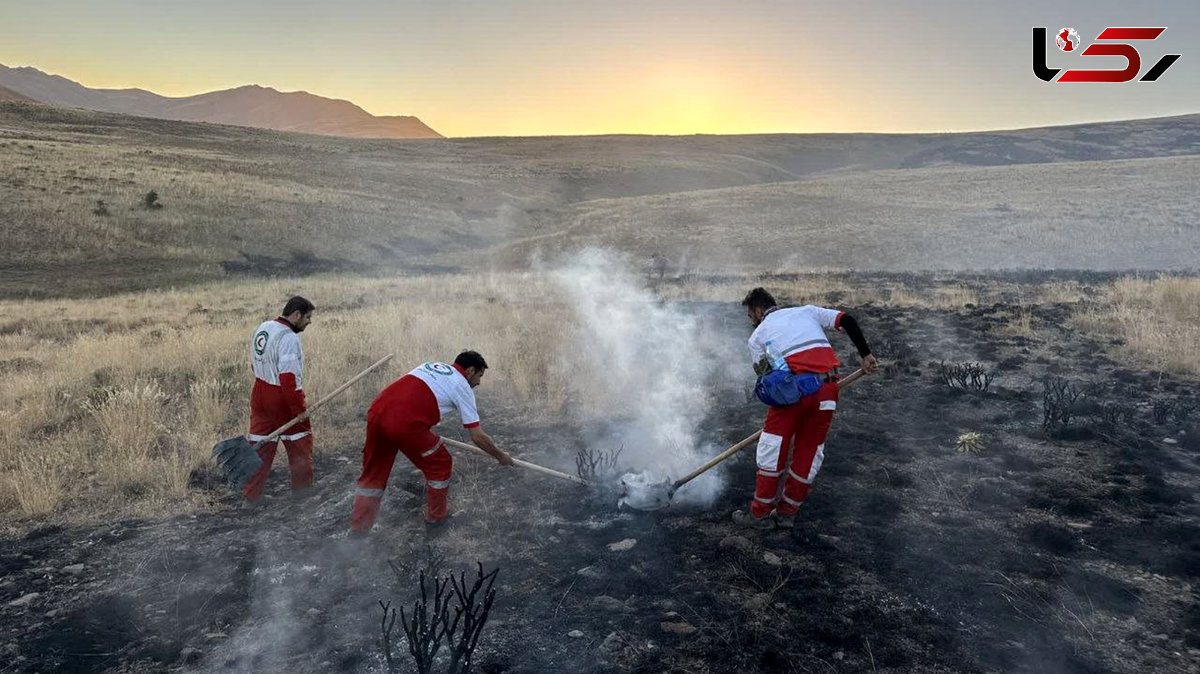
[
  {"x1": 733, "y1": 288, "x2": 878, "y2": 530},
  {"x1": 350, "y1": 351, "x2": 513, "y2": 534}
]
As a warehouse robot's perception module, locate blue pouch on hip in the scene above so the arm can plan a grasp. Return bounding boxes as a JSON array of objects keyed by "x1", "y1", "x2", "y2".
[{"x1": 754, "y1": 370, "x2": 825, "y2": 407}]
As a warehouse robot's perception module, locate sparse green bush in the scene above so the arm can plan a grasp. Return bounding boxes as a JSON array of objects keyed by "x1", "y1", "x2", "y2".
[
  {"x1": 142, "y1": 190, "x2": 162, "y2": 209},
  {"x1": 956, "y1": 431, "x2": 986, "y2": 454}
]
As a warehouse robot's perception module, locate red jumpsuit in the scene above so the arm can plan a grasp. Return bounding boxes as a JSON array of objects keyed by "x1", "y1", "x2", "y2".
[
  {"x1": 351, "y1": 362, "x2": 480, "y2": 532},
  {"x1": 244, "y1": 317, "x2": 313, "y2": 501},
  {"x1": 748, "y1": 306, "x2": 844, "y2": 518}
]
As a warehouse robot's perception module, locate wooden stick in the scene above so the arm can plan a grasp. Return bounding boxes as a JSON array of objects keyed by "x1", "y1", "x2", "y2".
[
  {"x1": 670, "y1": 367, "x2": 867, "y2": 492},
  {"x1": 441, "y1": 437, "x2": 591, "y2": 486},
  {"x1": 252, "y1": 353, "x2": 394, "y2": 450}
]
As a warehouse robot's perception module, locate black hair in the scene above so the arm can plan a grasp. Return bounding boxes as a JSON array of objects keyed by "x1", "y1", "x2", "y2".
[
  {"x1": 741, "y1": 287, "x2": 777, "y2": 311},
  {"x1": 455, "y1": 350, "x2": 488, "y2": 371},
  {"x1": 282, "y1": 296, "x2": 315, "y2": 316}
]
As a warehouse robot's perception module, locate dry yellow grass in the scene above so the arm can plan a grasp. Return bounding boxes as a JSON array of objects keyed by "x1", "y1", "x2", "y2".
[
  {"x1": 1072, "y1": 276, "x2": 1200, "y2": 376},
  {"x1": 1034, "y1": 281, "x2": 1090, "y2": 305},
  {"x1": 884, "y1": 287, "x2": 927, "y2": 308},
  {"x1": 0, "y1": 272, "x2": 579, "y2": 528},
  {"x1": 993, "y1": 302, "x2": 1035, "y2": 338},
  {"x1": 932, "y1": 284, "x2": 978, "y2": 310},
  {"x1": 2, "y1": 271, "x2": 1194, "y2": 528}
]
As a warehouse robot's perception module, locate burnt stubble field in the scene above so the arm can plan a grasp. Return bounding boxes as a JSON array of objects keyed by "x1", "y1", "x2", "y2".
[{"x1": 2, "y1": 275, "x2": 1197, "y2": 674}]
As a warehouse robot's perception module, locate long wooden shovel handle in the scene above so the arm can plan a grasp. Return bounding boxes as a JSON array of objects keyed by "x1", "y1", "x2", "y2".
[
  {"x1": 671, "y1": 367, "x2": 868, "y2": 491},
  {"x1": 253, "y1": 353, "x2": 394, "y2": 449},
  {"x1": 441, "y1": 437, "x2": 592, "y2": 486},
  {"x1": 671, "y1": 431, "x2": 763, "y2": 491}
]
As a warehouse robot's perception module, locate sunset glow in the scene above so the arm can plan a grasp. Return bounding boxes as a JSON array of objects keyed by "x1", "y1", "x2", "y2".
[{"x1": 1, "y1": 0, "x2": 1196, "y2": 136}]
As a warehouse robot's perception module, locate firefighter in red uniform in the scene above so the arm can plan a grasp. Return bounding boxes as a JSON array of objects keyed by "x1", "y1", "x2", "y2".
[
  {"x1": 733, "y1": 288, "x2": 878, "y2": 529},
  {"x1": 244, "y1": 296, "x2": 316, "y2": 502},
  {"x1": 350, "y1": 351, "x2": 513, "y2": 534}
]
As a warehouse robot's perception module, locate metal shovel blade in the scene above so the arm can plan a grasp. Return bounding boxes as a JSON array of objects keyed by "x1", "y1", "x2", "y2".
[
  {"x1": 617, "y1": 471, "x2": 675, "y2": 511},
  {"x1": 212, "y1": 436, "x2": 262, "y2": 490}
]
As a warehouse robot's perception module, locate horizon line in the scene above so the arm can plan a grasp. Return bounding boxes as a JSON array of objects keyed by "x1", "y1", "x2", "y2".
[{"x1": 2, "y1": 61, "x2": 1196, "y2": 140}]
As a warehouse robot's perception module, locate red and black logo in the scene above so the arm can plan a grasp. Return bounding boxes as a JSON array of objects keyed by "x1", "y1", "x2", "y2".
[{"x1": 1033, "y1": 27, "x2": 1181, "y2": 82}]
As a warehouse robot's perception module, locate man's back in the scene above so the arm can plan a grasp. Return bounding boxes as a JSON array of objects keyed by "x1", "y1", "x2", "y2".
[
  {"x1": 748, "y1": 305, "x2": 843, "y2": 374},
  {"x1": 375, "y1": 362, "x2": 480, "y2": 429},
  {"x1": 251, "y1": 319, "x2": 304, "y2": 388}
]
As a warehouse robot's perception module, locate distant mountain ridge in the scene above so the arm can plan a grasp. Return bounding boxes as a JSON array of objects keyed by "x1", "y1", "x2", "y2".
[{"x1": 0, "y1": 64, "x2": 441, "y2": 139}]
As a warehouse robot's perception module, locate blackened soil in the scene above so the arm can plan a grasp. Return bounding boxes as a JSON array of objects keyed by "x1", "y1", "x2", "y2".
[{"x1": 2, "y1": 286, "x2": 1199, "y2": 674}]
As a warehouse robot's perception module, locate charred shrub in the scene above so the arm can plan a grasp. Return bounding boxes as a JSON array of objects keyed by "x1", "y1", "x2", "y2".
[
  {"x1": 874, "y1": 337, "x2": 916, "y2": 378},
  {"x1": 1149, "y1": 398, "x2": 1195, "y2": 425},
  {"x1": 575, "y1": 445, "x2": 623, "y2": 482},
  {"x1": 938, "y1": 361, "x2": 994, "y2": 392},
  {"x1": 379, "y1": 563, "x2": 499, "y2": 674},
  {"x1": 1041, "y1": 377, "x2": 1084, "y2": 429},
  {"x1": 1089, "y1": 401, "x2": 1136, "y2": 430},
  {"x1": 1154, "y1": 398, "x2": 1196, "y2": 424},
  {"x1": 1153, "y1": 399, "x2": 1175, "y2": 425},
  {"x1": 1176, "y1": 400, "x2": 1197, "y2": 424}
]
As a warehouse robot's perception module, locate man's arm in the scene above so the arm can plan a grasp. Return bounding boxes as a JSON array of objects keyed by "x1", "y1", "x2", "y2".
[
  {"x1": 837, "y1": 313, "x2": 879, "y2": 374},
  {"x1": 468, "y1": 426, "x2": 514, "y2": 466},
  {"x1": 278, "y1": 373, "x2": 308, "y2": 419},
  {"x1": 277, "y1": 335, "x2": 309, "y2": 419},
  {"x1": 748, "y1": 335, "x2": 771, "y2": 376}
]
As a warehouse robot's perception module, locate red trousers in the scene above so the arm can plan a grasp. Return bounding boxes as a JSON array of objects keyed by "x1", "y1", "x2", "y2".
[
  {"x1": 751, "y1": 379, "x2": 839, "y2": 518},
  {"x1": 243, "y1": 379, "x2": 313, "y2": 501},
  {"x1": 351, "y1": 376, "x2": 452, "y2": 532}
]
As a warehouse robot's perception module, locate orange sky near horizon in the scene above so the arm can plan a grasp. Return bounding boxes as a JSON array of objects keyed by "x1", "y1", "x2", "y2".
[{"x1": 1, "y1": 0, "x2": 1196, "y2": 137}]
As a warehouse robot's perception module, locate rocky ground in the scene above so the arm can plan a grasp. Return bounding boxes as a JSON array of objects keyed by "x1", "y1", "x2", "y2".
[{"x1": 2, "y1": 290, "x2": 1198, "y2": 673}]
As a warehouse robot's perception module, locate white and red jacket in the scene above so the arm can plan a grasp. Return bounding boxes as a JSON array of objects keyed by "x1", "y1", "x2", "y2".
[
  {"x1": 248, "y1": 318, "x2": 308, "y2": 440},
  {"x1": 405, "y1": 362, "x2": 481, "y2": 429},
  {"x1": 748, "y1": 305, "x2": 844, "y2": 374}
]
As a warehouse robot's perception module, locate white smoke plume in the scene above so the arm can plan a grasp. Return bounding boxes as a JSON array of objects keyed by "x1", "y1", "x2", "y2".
[{"x1": 550, "y1": 248, "x2": 745, "y2": 506}]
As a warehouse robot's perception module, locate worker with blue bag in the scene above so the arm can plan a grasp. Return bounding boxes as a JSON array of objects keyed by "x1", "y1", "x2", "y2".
[{"x1": 733, "y1": 287, "x2": 878, "y2": 530}]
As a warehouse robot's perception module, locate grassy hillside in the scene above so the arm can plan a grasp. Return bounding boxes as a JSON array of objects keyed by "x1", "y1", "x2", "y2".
[
  {"x1": 1, "y1": 103, "x2": 1197, "y2": 297},
  {"x1": 509, "y1": 154, "x2": 1200, "y2": 272}
]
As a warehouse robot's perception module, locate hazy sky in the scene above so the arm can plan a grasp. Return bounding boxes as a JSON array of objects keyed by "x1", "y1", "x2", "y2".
[{"x1": 1, "y1": 0, "x2": 1197, "y2": 136}]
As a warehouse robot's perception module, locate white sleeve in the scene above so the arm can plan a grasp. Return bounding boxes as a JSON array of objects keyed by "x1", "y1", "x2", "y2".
[
  {"x1": 277, "y1": 334, "x2": 303, "y2": 377},
  {"x1": 455, "y1": 385, "x2": 481, "y2": 428},
  {"x1": 748, "y1": 334, "x2": 765, "y2": 366},
  {"x1": 808, "y1": 305, "x2": 843, "y2": 330}
]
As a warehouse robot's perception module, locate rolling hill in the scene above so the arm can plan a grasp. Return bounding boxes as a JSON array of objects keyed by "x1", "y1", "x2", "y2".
[{"x1": 0, "y1": 101, "x2": 1197, "y2": 296}]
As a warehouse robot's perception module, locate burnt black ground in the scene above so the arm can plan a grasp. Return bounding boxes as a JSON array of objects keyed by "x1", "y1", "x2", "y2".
[{"x1": 2, "y1": 285, "x2": 1199, "y2": 674}]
